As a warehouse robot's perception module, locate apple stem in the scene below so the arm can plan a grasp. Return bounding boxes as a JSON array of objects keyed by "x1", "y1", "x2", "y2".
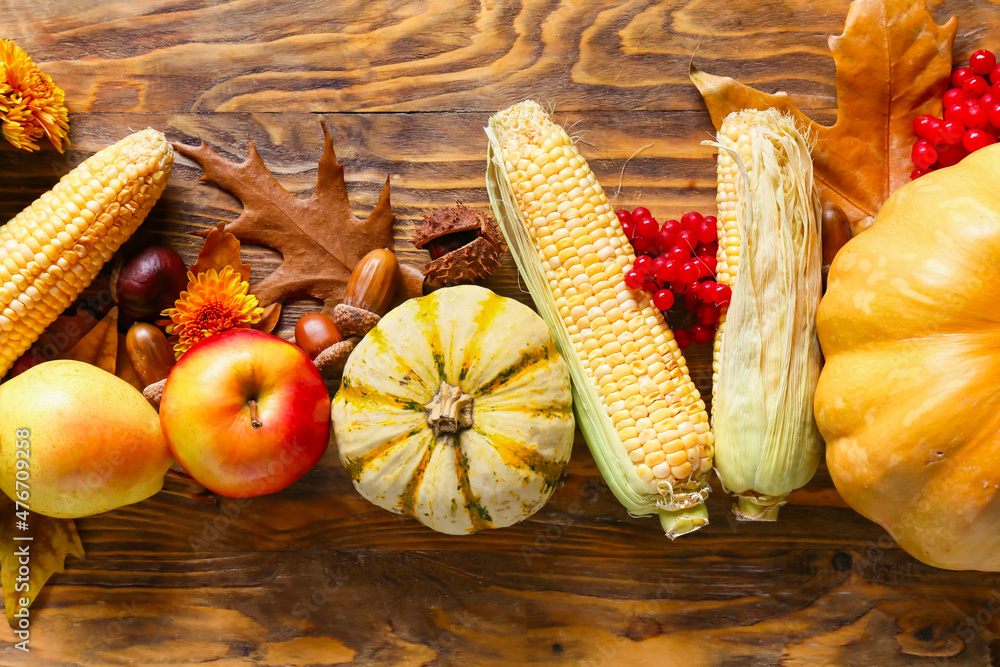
[{"x1": 248, "y1": 399, "x2": 263, "y2": 429}]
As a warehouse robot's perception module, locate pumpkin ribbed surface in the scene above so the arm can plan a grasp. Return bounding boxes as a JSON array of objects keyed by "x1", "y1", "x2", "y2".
[
  {"x1": 332, "y1": 285, "x2": 575, "y2": 535},
  {"x1": 815, "y1": 143, "x2": 1000, "y2": 571}
]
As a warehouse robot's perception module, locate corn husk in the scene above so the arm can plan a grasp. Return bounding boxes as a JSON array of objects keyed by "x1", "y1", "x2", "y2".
[
  {"x1": 709, "y1": 108, "x2": 823, "y2": 521},
  {"x1": 485, "y1": 102, "x2": 711, "y2": 538}
]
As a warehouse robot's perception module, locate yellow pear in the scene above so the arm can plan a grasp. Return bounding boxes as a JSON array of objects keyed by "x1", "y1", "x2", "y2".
[{"x1": 0, "y1": 360, "x2": 173, "y2": 518}]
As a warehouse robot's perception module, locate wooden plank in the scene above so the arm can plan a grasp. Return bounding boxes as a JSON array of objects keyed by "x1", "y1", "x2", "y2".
[
  {"x1": 4, "y1": 0, "x2": 1000, "y2": 664},
  {"x1": 0, "y1": 547, "x2": 998, "y2": 665},
  {"x1": 2, "y1": 0, "x2": 982, "y2": 114}
]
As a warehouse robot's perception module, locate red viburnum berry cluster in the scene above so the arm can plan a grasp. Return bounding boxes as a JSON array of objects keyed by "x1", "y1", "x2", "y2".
[
  {"x1": 617, "y1": 207, "x2": 731, "y2": 349},
  {"x1": 912, "y1": 49, "x2": 1000, "y2": 178}
]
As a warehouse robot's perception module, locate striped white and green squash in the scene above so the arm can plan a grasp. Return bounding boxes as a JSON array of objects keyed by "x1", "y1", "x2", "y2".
[{"x1": 332, "y1": 285, "x2": 575, "y2": 535}]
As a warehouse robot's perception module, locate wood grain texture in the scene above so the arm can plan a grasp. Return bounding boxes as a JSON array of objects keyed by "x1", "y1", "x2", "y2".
[{"x1": 4, "y1": 0, "x2": 1000, "y2": 665}]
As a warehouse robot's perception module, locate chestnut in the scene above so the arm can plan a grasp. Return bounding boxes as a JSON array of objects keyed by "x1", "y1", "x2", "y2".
[{"x1": 116, "y1": 246, "x2": 188, "y2": 321}]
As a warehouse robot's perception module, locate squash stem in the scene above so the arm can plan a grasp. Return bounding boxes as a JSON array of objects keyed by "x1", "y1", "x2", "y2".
[
  {"x1": 733, "y1": 494, "x2": 786, "y2": 521},
  {"x1": 658, "y1": 503, "x2": 708, "y2": 539}
]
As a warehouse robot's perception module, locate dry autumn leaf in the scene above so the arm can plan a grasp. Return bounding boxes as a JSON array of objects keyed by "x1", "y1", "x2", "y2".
[
  {"x1": 173, "y1": 122, "x2": 423, "y2": 319},
  {"x1": 190, "y1": 223, "x2": 252, "y2": 282},
  {"x1": 62, "y1": 306, "x2": 118, "y2": 374},
  {"x1": 252, "y1": 302, "x2": 282, "y2": 334},
  {"x1": 0, "y1": 498, "x2": 84, "y2": 626},
  {"x1": 690, "y1": 0, "x2": 956, "y2": 232}
]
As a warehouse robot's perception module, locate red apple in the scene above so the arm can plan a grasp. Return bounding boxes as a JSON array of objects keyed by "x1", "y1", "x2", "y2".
[{"x1": 159, "y1": 328, "x2": 330, "y2": 497}]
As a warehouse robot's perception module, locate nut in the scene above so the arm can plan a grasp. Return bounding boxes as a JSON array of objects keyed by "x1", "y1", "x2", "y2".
[
  {"x1": 126, "y1": 322, "x2": 175, "y2": 386},
  {"x1": 346, "y1": 249, "x2": 399, "y2": 316},
  {"x1": 143, "y1": 378, "x2": 167, "y2": 409},
  {"x1": 115, "y1": 246, "x2": 189, "y2": 321},
  {"x1": 415, "y1": 204, "x2": 506, "y2": 285},
  {"x1": 295, "y1": 312, "x2": 343, "y2": 358},
  {"x1": 314, "y1": 339, "x2": 356, "y2": 378},
  {"x1": 332, "y1": 304, "x2": 381, "y2": 337}
]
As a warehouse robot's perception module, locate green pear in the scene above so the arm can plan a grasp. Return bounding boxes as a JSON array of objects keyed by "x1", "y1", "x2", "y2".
[{"x1": 0, "y1": 360, "x2": 173, "y2": 518}]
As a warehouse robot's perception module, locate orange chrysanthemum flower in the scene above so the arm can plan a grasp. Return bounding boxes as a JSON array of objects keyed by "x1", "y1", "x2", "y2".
[
  {"x1": 1, "y1": 39, "x2": 70, "y2": 152},
  {"x1": 163, "y1": 266, "x2": 264, "y2": 359}
]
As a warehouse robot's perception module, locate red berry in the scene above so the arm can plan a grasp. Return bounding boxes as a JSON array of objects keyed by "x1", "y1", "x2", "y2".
[
  {"x1": 691, "y1": 323, "x2": 715, "y2": 344},
  {"x1": 911, "y1": 140, "x2": 937, "y2": 171},
  {"x1": 713, "y1": 283, "x2": 733, "y2": 305},
  {"x1": 943, "y1": 87, "x2": 966, "y2": 107},
  {"x1": 925, "y1": 117, "x2": 944, "y2": 144},
  {"x1": 667, "y1": 245, "x2": 690, "y2": 262},
  {"x1": 704, "y1": 215, "x2": 717, "y2": 224},
  {"x1": 674, "y1": 328, "x2": 691, "y2": 349},
  {"x1": 913, "y1": 113, "x2": 934, "y2": 138},
  {"x1": 624, "y1": 270, "x2": 643, "y2": 290},
  {"x1": 939, "y1": 120, "x2": 965, "y2": 145},
  {"x1": 632, "y1": 206, "x2": 651, "y2": 220},
  {"x1": 616, "y1": 209, "x2": 632, "y2": 224},
  {"x1": 622, "y1": 218, "x2": 636, "y2": 240},
  {"x1": 683, "y1": 293, "x2": 699, "y2": 312},
  {"x1": 676, "y1": 229, "x2": 698, "y2": 251},
  {"x1": 680, "y1": 211, "x2": 704, "y2": 231},
  {"x1": 971, "y1": 50, "x2": 997, "y2": 76},
  {"x1": 980, "y1": 92, "x2": 995, "y2": 109},
  {"x1": 655, "y1": 258, "x2": 681, "y2": 283},
  {"x1": 963, "y1": 75, "x2": 990, "y2": 99},
  {"x1": 696, "y1": 303, "x2": 720, "y2": 326},
  {"x1": 636, "y1": 216, "x2": 659, "y2": 239},
  {"x1": 910, "y1": 167, "x2": 927, "y2": 180},
  {"x1": 953, "y1": 67, "x2": 975, "y2": 88},
  {"x1": 964, "y1": 128, "x2": 996, "y2": 152},
  {"x1": 989, "y1": 102, "x2": 1000, "y2": 128},
  {"x1": 964, "y1": 103, "x2": 988, "y2": 129},
  {"x1": 697, "y1": 280, "x2": 718, "y2": 302},
  {"x1": 652, "y1": 289, "x2": 675, "y2": 311},
  {"x1": 669, "y1": 280, "x2": 688, "y2": 295},
  {"x1": 633, "y1": 255, "x2": 652, "y2": 273},
  {"x1": 944, "y1": 104, "x2": 966, "y2": 123},
  {"x1": 696, "y1": 242, "x2": 718, "y2": 258},
  {"x1": 680, "y1": 261, "x2": 700, "y2": 284},
  {"x1": 658, "y1": 219, "x2": 680, "y2": 249},
  {"x1": 936, "y1": 141, "x2": 968, "y2": 167},
  {"x1": 695, "y1": 255, "x2": 717, "y2": 276},
  {"x1": 631, "y1": 236, "x2": 654, "y2": 254},
  {"x1": 642, "y1": 277, "x2": 658, "y2": 292},
  {"x1": 695, "y1": 219, "x2": 716, "y2": 244}
]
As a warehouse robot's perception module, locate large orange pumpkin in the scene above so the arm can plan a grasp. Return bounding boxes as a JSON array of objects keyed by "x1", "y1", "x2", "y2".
[{"x1": 815, "y1": 144, "x2": 1000, "y2": 571}]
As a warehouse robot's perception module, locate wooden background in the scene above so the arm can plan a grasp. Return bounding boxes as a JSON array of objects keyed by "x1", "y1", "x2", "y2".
[{"x1": 2, "y1": 0, "x2": 1000, "y2": 665}]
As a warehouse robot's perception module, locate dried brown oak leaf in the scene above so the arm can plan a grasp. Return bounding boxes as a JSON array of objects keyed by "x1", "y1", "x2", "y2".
[
  {"x1": 0, "y1": 497, "x2": 84, "y2": 626},
  {"x1": 172, "y1": 122, "x2": 423, "y2": 319},
  {"x1": 690, "y1": 0, "x2": 956, "y2": 234}
]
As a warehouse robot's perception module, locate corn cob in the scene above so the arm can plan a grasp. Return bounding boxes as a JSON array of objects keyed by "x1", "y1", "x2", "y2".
[
  {"x1": 0, "y1": 129, "x2": 173, "y2": 376},
  {"x1": 486, "y1": 101, "x2": 713, "y2": 537},
  {"x1": 710, "y1": 108, "x2": 823, "y2": 521}
]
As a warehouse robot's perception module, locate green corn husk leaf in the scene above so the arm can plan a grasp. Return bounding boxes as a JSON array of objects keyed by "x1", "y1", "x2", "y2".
[
  {"x1": 485, "y1": 101, "x2": 709, "y2": 538},
  {"x1": 709, "y1": 108, "x2": 823, "y2": 521}
]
